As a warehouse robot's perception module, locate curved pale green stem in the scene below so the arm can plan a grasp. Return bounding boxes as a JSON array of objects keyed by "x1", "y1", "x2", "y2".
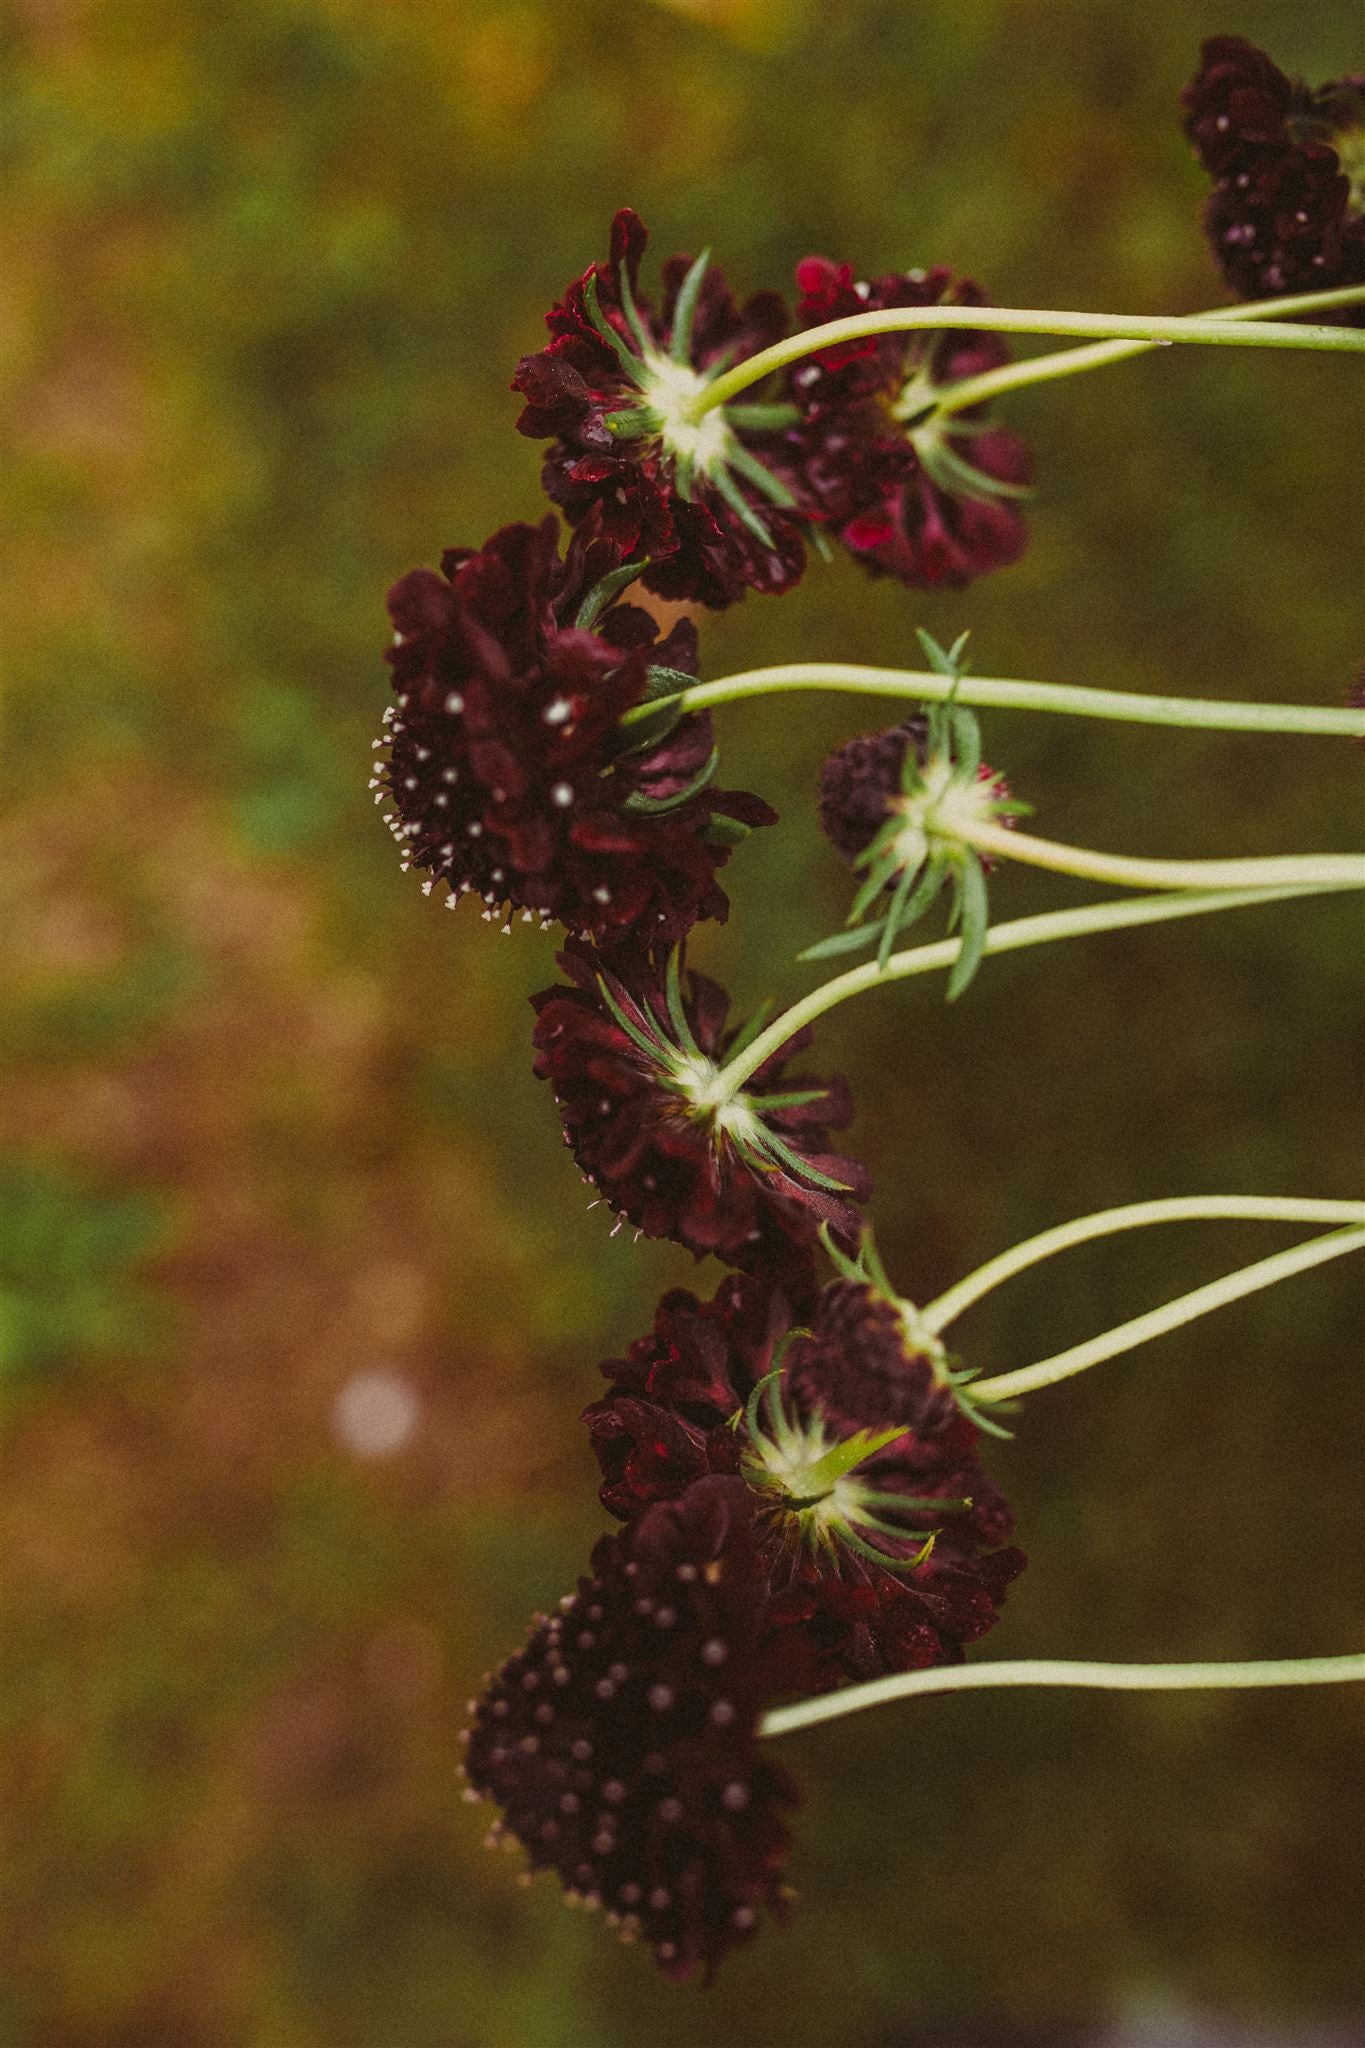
[
  {"x1": 714, "y1": 882, "x2": 1358, "y2": 1099},
  {"x1": 954, "y1": 819, "x2": 1365, "y2": 895},
  {"x1": 921, "y1": 1195, "x2": 1365, "y2": 1336},
  {"x1": 693, "y1": 304, "x2": 1365, "y2": 416},
  {"x1": 760, "y1": 1653, "x2": 1365, "y2": 1739},
  {"x1": 619, "y1": 665, "x2": 1365, "y2": 741},
  {"x1": 969, "y1": 1225, "x2": 1365, "y2": 1405},
  {"x1": 935, "y1": 282, "x2": 1365, "y2": 419}
]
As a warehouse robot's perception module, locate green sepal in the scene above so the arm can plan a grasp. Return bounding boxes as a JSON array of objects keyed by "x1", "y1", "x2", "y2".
[
  {"x1": 818, "y1": 1219, "x2": 870, "y2": 1285},
  {"x1": 797, "y1": 922, "x2": 884, "y2": 963},
  {"x1": 848, "y1": 849, "x2": 906, "y2": 926},
  {"x1": 722, "y1": 996, "x2": 777, "y2": 1065},
  {"x1": 614, "y1": 258, "x2": 655, "y2": 358},
  {"x1": 702, "y1": 813, "x2": 753, "y2": 851},
  {"x1": 663, "y1": 947, "x2": 701, "y2": 1057},
  {"x1": 725, "y1": 439, "x2": 799, "y2": 509},
  {"x1": 583, "y1": 271, "x2": 646, "y2": 384},
  {"x1": 575, "y1": 558, "x2": 647, "y2": 629},
  {"x1": 594, "y1": 972, "x2": 674, "y2": 1066},
  {"x1": 622, "y1": 744, "x2": 720, "y2": 815},
  {"x1": 745, "y1": 1122, "x2": 854, "y2": 1195},
  {"x1": 924, "y1": 437, "x2": 1034, "y2": 503},
  {"x1": 669, "y1": 247, "x2": 711, "y2": 364},
  {"x1": 710, "y1": 462, "x2": 776, "y2": 548},
  {"x1": 950, "y1": 703, "x2": 983, "y2": 784},
  {"x1": 946, "y1": 849, "x2": 990, "y2": 1001},
  {"x1": 747, "y1": 1087, "x2": 833, "y2": 1113}
]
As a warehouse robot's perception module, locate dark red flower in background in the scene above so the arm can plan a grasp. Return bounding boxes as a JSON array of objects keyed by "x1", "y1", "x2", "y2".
[
  {"x1": 463, "y1": 1477, "x2": 796, "y2": 1980},
  {"x1": 583, "y1": 1272, "x2": 1025, "y2": 1696},
  {"x1": 514, "y1": 208, "x2": 811, "y2": 609},
  {"x1": 789, "y1": 258, "x2": 1033, "y2": 588},
  {"x1": 377, "y1": 516, "x2": 773, "y2": 947},
  {"x1": 530, "y1": 944, "x2": 869, "y2": 1269},
  {"x1": 1182, "y1": 38, "x2": 1365, "y2": 312}
]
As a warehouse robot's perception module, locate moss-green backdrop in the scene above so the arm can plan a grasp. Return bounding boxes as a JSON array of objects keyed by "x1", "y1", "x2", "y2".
[{"x1": 3, "y1": 2, "x2": 1362, "y2": 2042}]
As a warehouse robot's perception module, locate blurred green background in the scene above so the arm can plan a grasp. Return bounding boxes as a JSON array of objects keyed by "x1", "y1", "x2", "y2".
[{"x1": 2, "y1": 1, "x2": 1362, "y2": 2042}]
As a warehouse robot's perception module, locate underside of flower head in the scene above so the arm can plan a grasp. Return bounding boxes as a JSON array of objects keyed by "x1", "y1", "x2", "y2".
[
  {"x1": 790, "y1": 257, "x2": 1034, "y2": 587},
  {"x1": 462, "y1": 1477, "x2": 796, "y2": 1980},
  {"x1": 1181, "y1": 38, "x2": 1365, "y2": 313},
  {"x1": 531, "y1": 943, "x2": 869, "y2": 1269},
  {"x1": 514, "y1": 208, "x2": 812, "y2": 608},
  {"x1": 583, "y1": 1267, "x2": 1026, "y2": 1695},
  {"x1": 807, "y1": 634, "x2": 1025, "y2": 994},
  {"x1": 376, "y1": 514, "x2": 774, "y2": 947}
]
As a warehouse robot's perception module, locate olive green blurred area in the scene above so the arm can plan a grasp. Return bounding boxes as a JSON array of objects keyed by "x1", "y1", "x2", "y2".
[{"x1": 2, "y1": 0, "x2": 1363, "y2": 2041}]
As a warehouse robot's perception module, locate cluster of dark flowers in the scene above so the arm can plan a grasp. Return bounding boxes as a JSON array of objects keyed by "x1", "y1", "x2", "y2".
[{"x1": 370, "y1": 37, "x2": 1360, "y2": 1983}]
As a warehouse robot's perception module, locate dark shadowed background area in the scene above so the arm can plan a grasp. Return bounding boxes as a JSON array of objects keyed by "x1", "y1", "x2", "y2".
[{"x1": 2, "y1": 1, "x2": 1362, "y2": 2043}]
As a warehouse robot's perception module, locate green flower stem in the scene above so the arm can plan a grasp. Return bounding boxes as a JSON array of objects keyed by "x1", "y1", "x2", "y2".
[
  {"x1": 620, "y1": 665, "x2": 1365, "y2": 741},
  {"x1": 920, "y1": 1195, "x2": 1365, "y2": 1336},
  {"x1": 968, "y1": 1225, "x2": 1365, "y2": 1405},
  {"x1": 759, "y1": 1653, "x2": 1365, "y2": 1740},
  {"x1": 692, "y1": 304, "x2": 1365, "y2": 417},
  {"x1": 951, "y1": 818, "x2": 1365, "y2": 895},
  {"x1": 714, "y1": 882, "x2": 1356, "y2": 1099},
  {"x1": 934, "y1": 282, "x2": 1365, "y2": 419}
]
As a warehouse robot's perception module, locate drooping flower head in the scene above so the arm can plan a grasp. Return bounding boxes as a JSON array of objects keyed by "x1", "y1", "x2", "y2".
[
  {"x1": 809, "y1": 675, "x2": 1023, "y2": 991},
  {"x1": 1181, "y1": 38, "x2": 1365, "y2": 311},
  {"x1": 583, "y1": 1266, "x2": 1026, "y2": 1695},
  {"x1": 462, "y1": 1477, "x2": 797, "y2": 1980},
  {"x1": 513, "y1": 209, "x2": 811, "y2": 609},
  {"x1": 531, "y1": 943, "x2": 870, "y2": 1270},
  {"x1": 789, "y1": 259, "x2": 1034, "y2": 587},
  {"x1": 377, "y1": 515, "x2": 773, "y2": 946}
]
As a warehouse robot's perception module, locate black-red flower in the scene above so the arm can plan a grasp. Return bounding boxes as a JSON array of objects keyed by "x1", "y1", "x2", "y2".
[
  {"x1": 376, "y1": 515, "x2": 773, "y2": 947},
  {"x1": 1181, "y1": 38, "x2": 1365, "y2": 311},
  {"x1": 513, "y1": 208, "x2": 812, "y2": 609},
  {"x1": 789, "y1": 258, "x2": 1033, "y2": 587},
  {"x1": 463, "y1": 1477, "x2": 797, "y2": 1980},
  {"x1": 583, "y1": 1272, "x2": 1026, "y2": 1696},
  {"x1": 530, "y1": 943, "x2": 869, "y2": 1270}
]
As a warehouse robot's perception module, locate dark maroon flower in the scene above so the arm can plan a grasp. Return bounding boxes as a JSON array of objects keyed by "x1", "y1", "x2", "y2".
[
  {"x1": 376, "y1": 515, "x2": 774, "y2": 947},
  {"x1": 818, "y1": 714, "x2": 1014, "y2": 872},
  {"x1": 462, "y1": 1477, "x2": 797, "y2": 1980},
  {"x1": 819, "y1": 717, "x2": 930, "y2": 866},
  {"x1": 789, "y1": 258, "x2": 1033, "y2": 587},
  {"x1": 513, "y1": 208, "x2": 812, "y2": 609},
  {"x1": 530, "y1": 943, "x2": 869, "y2": 1269},
  {"x1": 583, "y1": 1272, "x2": 1026, "y2": 1696},
  {"x1": 1181, "y1": 38, "x2": 1365, "y2": 312}
]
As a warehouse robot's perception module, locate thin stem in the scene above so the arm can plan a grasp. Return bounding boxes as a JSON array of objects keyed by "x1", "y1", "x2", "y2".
[
  {"x1": 971, "y1": 1227, "x2": 1365, "y2": 1404},
  {"x1": 715, "y1": 882, "x2": 1358, "y2": 1098},
  {"x1": 921, "y1": 1195, "x2": 1365, "y2": 1336},
  {"x1": 759, "y1": 1653, "x2": 1365, "y2": 1740},
  {"x1": 694, "y1": 304, "x2": 1365, "y2": 415},
  {"x1": 952, "y1": 818, "x2": 1365, "y2": 895},
  {"x1": 619, "y1": 665, "x2": 1365, "y2": 741},
  {"x1": 935, "y1": 282, "x2": 1365, "y2": 418}
]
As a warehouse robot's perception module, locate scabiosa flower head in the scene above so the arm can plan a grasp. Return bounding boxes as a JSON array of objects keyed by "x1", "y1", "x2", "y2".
[
  {"x1": 583, "y1": 1270, "x2": 1026, "y2": 1695},
  {"x1": 513, "y1": 208, "x2": 811, "y2": 609},
  {"x1": 809, "y1": 678, "x2": 1023, "y2": 992},
  {"x1": 818, "y1": 713, "x2": 1013, "y2": 874},
  {"x1": 377, "y1": 515, "x2": 774, "y2": 946},
  {"x1": 789, "y1": 258, "x2": 1033, "y2": 587},
  {"x1": 1181, "y1": 38, "x2": 1365, "y2": 311},
  {"x1": 531, "y1": 943, "x2": 870, "y2": 1269},
  {"x1": 463, "y1": 1477, "x2": 797, "y2": 1980}
]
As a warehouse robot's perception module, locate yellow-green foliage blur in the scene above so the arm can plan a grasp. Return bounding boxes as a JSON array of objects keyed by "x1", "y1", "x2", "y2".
[{"x1": 2, "y1": 2, "x2": 1362, "y2": 2044}]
